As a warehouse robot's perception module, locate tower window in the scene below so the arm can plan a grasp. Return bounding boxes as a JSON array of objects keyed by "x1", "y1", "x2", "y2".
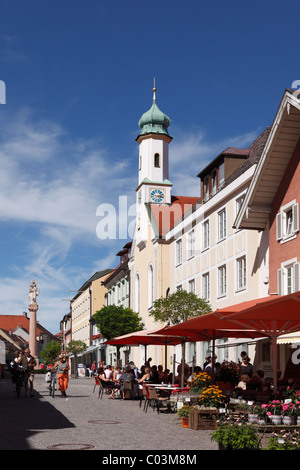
[{"x1": 154, "y1": 153, "x2": 160, "y2": 168}]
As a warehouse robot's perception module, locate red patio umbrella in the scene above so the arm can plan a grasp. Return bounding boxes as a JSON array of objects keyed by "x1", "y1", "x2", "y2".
[
  {"x1": 103, "y1": 328, "x2": 187, "y2": 374},
  {"x1": 220, "y1": 292, "x2": 300, "y2": 396},
  {"x1": 154, "y1": 310, "x2": 265, "y2": 387}
]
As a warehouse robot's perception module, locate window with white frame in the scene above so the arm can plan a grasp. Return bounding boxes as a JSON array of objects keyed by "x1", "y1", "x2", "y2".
[
  {"x1": 211, "y1": 171, "x2": 217, "y2": 196},
  {"x1": 218, "y1": 265, "x2": 227, "y2": 297},
  {"x1": 202, "y1": 273, "x2": 210, "y2": 300},
  {"x1": 236, "y1": 256, "x2": 246, "y2": 291},
  {"x1": 135, "y1": 274, "x2": 140, "y2": 312},
  {"x1": 219, "y1": 162, "x2": 225, "y2": 188},
  {"x1": 236, "y1": 194, "x2": 245, "y2": 216},
  {"x1": 276, "y1": 202, "x2": 299, "y2": 242},
  {"x1": 218, "y1": 208, "x2": 226, "y2": 241},
  {"x1": 176, "y1": 239, "x2": 182, "y2": 266},
  {"x1": 187, "y1": 229, "x2": 195, "y2": 259},
  {"x1": 203, "y1": 176, "x2": 209, "y2": 201},
  {"x1": 188, "y1": 279, "x2": 195, "y2": 294},
  {"x1": 278, "y1": 261, "x2": 300, "y2": 295},
  {"x1": 202, "y1": 219, "x2": 209, "y2": 250},
  {"x1": 148, "y1": 264, "x2": 153, "y2": 309}
]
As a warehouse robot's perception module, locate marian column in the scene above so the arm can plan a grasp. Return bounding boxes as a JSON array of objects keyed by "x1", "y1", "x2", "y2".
[{"x1": 28, "y1": 280, "x2": 39, "y2": 364}]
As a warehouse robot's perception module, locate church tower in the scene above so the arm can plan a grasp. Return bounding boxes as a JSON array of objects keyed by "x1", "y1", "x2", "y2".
[{"x1": 136, "y1": 81, "x2": 173, "y2": 208}]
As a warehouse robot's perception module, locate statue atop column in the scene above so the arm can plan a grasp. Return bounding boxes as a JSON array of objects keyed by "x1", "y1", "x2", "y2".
[
  {"x1": 28, "y1": 280, "x2": 39, "y2": 364},
  {"x1": 29, "y1": 280, "x2": 39, "y2": 305}
]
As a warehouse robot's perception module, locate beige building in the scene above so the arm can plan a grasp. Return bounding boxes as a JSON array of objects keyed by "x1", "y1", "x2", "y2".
[
  {"x1": 128, "y1": 87, "x2": 271, "y2": 371},
  {"x1": 70, "y1": 269, "x2": 113, "y2": 369},
  {"x1": 166, "y1": 128, "x2": 271, "y2": 368}
]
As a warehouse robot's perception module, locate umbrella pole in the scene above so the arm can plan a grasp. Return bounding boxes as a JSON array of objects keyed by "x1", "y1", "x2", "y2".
[
  {"x1": 164, "y1": 342, "x2": 167, "y2": 382},
  {"x1": 212, "y1": 330, "x2": 216, "y2": 382},
  {"x1": 272, "y1": 336, "x2": 278, "y2": 398},
  {"x1": 181, "y1": 338, "x2": 186, "y2": 389}
]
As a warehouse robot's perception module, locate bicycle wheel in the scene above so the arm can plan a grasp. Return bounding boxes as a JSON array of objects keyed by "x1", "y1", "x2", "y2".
[
  {"x1": 49, "y1": 381, "x2": 52, "y2": 396},
  {"x1": 51, "y1": 378, "x2": 55, "y2": 398}
]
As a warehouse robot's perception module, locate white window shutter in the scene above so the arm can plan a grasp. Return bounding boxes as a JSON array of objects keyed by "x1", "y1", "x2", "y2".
[
  {"x1": 294, "y1": 263, "x2": 300, "y2": 292},
  {"x1": 276, "y1": 213, "x2": 282, "y2": 241},
  {"x1": 293, "y1": 203, "x2": 299, "y2": 234},
  {"x1": 278, "y1": 269, "x2": 283, "y2": 296}
]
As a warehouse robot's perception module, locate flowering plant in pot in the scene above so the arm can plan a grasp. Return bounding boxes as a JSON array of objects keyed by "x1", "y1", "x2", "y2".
[
  {"x1": 190, "y1": 371, "x2": 212, "y2": 393},
  {"x1": 177, "y1": 404, "x2": 194, "y2": 427},
  {"x1": 177, "y1": 404, "x2": 194, "y2": 418},
  {"x1": 198, "y1": 385, "x2": 226, "y2": 409},
  {"x1": 266, "y1": 401, "x2": 282, "y2": 424}
]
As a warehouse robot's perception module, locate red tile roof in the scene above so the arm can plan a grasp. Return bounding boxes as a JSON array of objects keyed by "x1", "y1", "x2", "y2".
[
  {"x1": 0, "y1": 315, "x2": 55, "y2": 337},
  {"x1": 149, "y1": 195, "x2": 200, "y2": 237}
]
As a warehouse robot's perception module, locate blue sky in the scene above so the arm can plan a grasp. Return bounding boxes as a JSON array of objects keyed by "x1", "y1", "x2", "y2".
[{"x1": 0, "y1": 0, "x2": 299, "y2": 334}]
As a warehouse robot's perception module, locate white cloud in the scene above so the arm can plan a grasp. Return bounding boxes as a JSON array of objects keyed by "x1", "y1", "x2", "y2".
[
  {"x1": 0, "y1": 109, "x2": 262, "y2": 333},
  {"x1": 170, "y1": 126, "x2": 260, "y2": 196}
]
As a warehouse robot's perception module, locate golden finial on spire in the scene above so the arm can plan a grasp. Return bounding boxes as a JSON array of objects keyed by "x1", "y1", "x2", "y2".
[{"x1": 153, "y1": 77, "x2": 156, "y2": 101}]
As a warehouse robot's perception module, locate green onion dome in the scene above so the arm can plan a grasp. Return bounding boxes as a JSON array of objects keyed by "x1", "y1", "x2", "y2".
[{"x1": 138, "y1": 86, "x2": 171, "y2": 136}]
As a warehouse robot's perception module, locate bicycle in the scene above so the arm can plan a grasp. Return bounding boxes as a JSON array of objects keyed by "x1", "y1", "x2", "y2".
[{"x1": 48, "y1": 369, "x2": 57, "y2": 398}]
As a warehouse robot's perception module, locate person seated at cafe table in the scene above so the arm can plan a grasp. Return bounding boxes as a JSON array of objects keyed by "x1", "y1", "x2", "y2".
[
  {"x1": 235, "y1": 373, "x2": 250, "y2": 391},
  {"x1": 137, "y1": 367, "x2": 151, "y2": 384},
  {"x1": 119, "y1": 365, "x2": 136, "y2": 398},
  {"x1": 158, "y1": 365, "x2": 164, "y2": 382},
  {"x1": 97, "y1": 366, "x2": 120, "y2": 399},
  {"x1": 150, "y1": 365, "x2": 160, "y2": 383}
]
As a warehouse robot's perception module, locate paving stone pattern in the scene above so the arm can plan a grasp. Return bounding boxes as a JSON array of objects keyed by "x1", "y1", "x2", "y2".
[{"x1": 0, "y1": 374, "x2": 218, "y2": 451}]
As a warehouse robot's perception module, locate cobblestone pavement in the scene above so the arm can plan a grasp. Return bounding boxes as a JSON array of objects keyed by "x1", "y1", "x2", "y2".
[{"x1": 0, "y1": 373, "x2": 218, "y2": 452}]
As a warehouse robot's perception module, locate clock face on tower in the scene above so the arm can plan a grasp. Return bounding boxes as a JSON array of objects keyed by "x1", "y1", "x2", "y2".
[{"x1": 150, "y1": 188, "x2": 164, "y2": 203}]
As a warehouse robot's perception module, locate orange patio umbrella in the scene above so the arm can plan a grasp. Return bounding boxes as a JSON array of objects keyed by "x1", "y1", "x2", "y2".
[{"x1": 220, "y1": 292, "x2": 300, "y2": 395}]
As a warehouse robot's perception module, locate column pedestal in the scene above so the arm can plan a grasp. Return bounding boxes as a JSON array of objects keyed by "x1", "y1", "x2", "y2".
[{"x1": 28, "y1": 303, "x2": 39, "y2": 366}]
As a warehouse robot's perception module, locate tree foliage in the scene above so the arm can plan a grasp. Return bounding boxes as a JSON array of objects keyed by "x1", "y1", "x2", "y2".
[
  {"x1": 66, "y1": 340, "x2": 86, "y2": 357},
  {"x1": 93, "y1": 305, "x2": 144, "y2": 340},
  {"x1": 149, "y1": 289, "x2": 212, "y2": 326},
  {"x1": 40, "y1": 340, "x2": 61, "y2": 365}
]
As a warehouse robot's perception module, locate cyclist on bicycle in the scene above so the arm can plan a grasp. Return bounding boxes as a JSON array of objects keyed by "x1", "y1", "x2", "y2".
[{"x1": 53, "y1": 354, "x2": 70, "y2": 398}]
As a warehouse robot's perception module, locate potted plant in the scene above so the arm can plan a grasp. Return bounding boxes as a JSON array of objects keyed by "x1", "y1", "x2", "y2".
[
  {"x1": 177, "y1": 404, "x2": 194, "y2": 427},
  {"x1": 198, "y1": 385, "x2": 226, "y2": 409},
  {"x1": 211, "y1": 422, "x2": 260, "y2": 450},
  {"x1": 293, "y1": 402, "x2": 300, "y2": 425},
  {"x1": 248, "y1": 403, "x2": 259, "y2": 424},
  {"x1": 281, "y1": 403, "x2": 295, "y2": 425},
  {"x1": 266, "y1": 401, "x2": 282, "y2": 424},
  {"x1": 190, "y1": 371, "x2": 212, "y2": 393},
  {"x1": 250, "y1": 404, "x2": 267, "y2": 425}
]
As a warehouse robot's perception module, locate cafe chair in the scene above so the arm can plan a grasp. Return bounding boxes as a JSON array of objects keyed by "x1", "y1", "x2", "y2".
[
  {"x1": 140, "y1": 384, "x2": 151, "y2": 412},
  {"x1": 93, "y1": 376, "x2": 101, "y2": 394},
  {"x1": 148, "y1": 387, "x2": 169, "y2": 414},
  {"x1": 123, "y1": 380, "x2": 133, "y2": 400}
]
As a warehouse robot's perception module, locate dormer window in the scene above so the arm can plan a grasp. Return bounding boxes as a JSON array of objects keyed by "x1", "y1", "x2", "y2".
[
  {"x1": 203, "y1": 176, "x2": 209, "y2": 201},
  {"x1": 154, "y1": 153, "x2": 160, "y2": 168},
  {"x1": 211, "y1": 170, "x2": 217, "y2": 195}
]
